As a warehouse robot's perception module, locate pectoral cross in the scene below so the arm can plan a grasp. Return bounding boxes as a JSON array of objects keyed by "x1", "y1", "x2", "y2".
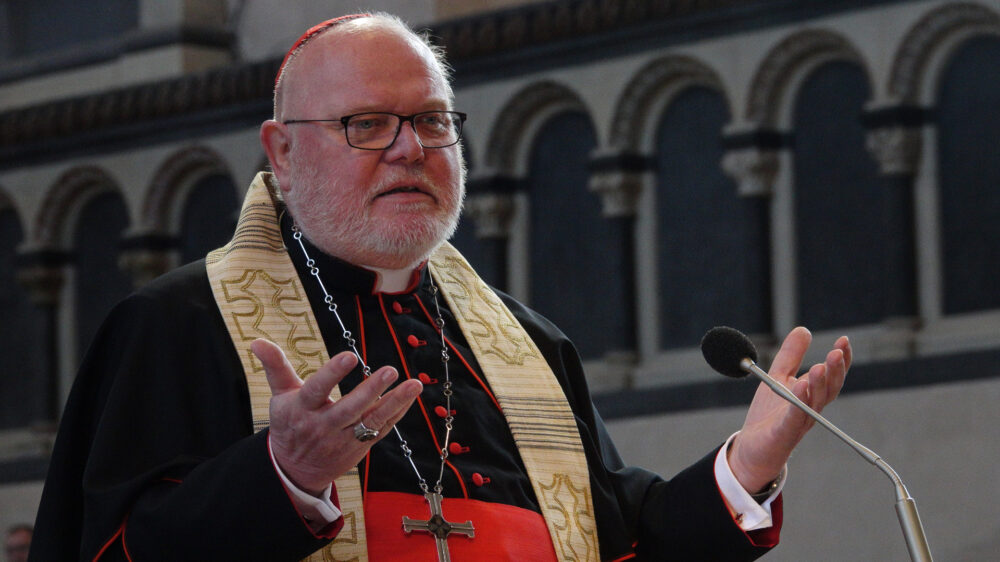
[{"x1": 402, "y1": 492, "x2": 475, "y2": 562}]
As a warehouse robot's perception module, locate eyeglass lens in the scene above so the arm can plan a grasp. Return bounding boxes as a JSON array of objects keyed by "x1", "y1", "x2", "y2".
[{"x1": 346, "y1": 112, "x2": 461, "y2": 149}]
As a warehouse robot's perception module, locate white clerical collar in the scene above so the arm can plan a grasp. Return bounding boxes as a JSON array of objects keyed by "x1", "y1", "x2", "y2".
[{"x1": 368, "y1": 263, "x2": 423, "y2": 293}]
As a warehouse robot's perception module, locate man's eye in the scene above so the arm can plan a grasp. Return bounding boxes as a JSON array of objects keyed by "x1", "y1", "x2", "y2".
[
  {"x1": 417, "y1": 114, "x2": 449, "y2": 130},
  {"x1": 350, "y1": 114, "x2": 393, "y2": 130}
]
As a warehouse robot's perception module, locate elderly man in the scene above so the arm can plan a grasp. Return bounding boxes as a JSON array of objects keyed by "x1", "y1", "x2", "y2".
[{"x1": 31, "y1": 13, "x2": 850, "y2": 561}]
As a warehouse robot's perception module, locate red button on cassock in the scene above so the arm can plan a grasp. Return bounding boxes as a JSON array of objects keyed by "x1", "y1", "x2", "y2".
[{"x1": 434, "y1": 406, "x2": 456, "y2": 418}]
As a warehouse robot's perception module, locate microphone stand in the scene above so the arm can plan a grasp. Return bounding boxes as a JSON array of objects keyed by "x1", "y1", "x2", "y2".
[{"x1": 740, "y1": 358, "x2": 933, "y2": 562}]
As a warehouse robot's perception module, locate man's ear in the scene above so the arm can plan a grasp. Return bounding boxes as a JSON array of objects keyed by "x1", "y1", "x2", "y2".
[{"x1": 260, "y1": 120, "x2": 293, "y2": 194}]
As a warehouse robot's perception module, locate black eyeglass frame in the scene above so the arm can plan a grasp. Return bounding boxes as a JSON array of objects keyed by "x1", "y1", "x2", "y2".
[{"x1": 283, "y1": 111, "x2": 467, "y2": 150}]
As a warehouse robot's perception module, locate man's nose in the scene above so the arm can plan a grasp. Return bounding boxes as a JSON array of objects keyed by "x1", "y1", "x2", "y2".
[{"x1": 385, "y1": 121, "x2": 425, "y2": 162}]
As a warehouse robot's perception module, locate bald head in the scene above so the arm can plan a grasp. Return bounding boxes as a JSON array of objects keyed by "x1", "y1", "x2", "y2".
[
  {"x1": 273, "y1": 13, "x2": 452, "y2": 121},
  {"x1": 259, "y1": 12, "x2": 466, "y2": 272}
]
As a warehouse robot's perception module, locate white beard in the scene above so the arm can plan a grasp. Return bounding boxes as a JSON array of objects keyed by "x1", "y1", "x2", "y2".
[{"x1": 283, "y1": 159, "x2": 464, "y2": 270}]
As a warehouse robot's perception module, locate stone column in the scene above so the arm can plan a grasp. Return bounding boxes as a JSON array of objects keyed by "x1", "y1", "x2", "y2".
[
  {"x1": 463, "y1": 173, "x2": 519, "y2": 291},
  {"x1": 15, "y1": 249, "x2": 69, "y2": 426},
  {"x1": 862, "y1": 104, "x2": 927, "y2": 357},
  {"x1": 119, "y1": 233, "x2": 179, "y2": 288},
  {"x1": 721, "y1": 129, "x2": 782, "y2": 335},
  {"x1": 586, "y1": 148, "x2": 654, "y2": 364},
  {"x1": 863, "y1": 104, "x2": 924, "y2": 318}
]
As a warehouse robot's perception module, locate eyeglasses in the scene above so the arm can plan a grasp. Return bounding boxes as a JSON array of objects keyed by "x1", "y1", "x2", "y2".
[{"x1": 284, "y1": 111, "x2": 467, "y2": 150}]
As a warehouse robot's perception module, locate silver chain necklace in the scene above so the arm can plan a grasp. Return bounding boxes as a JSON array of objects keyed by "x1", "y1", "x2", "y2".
[
  {"x1": 290, "y1": 224, "x2": 456, "y2": 495},
  {"x1": 292, "y1": 226, "x2": 478, "y2": 562}
]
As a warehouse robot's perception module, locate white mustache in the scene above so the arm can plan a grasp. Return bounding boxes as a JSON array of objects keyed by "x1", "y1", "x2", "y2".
[{"x1": 369, "y1": 169, "x2": 440, "y2": 199}]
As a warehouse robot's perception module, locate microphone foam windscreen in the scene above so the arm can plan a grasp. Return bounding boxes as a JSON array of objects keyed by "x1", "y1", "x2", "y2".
[{"x1": 700, "y1": 326, "x2": 758, "y2": 378}]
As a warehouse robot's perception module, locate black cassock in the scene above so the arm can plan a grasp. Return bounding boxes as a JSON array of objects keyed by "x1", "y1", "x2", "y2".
[{"x1": 31, "y1": 216, "x2": 776, "y2": 561}]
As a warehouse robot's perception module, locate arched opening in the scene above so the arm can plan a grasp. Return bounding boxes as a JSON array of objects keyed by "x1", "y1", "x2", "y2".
[
  {"x1": 526, "y1": 111, "x2": 629, "y2": 359},
  {"x1": 793, "y1": 61, "x2": 883, "y2": 329},
  {"x1": 937, "y1": 35, "x2": 1000, "y2": 315},
  {"x1": 656, "y1": 87, "x2": 771, "y2": 348}
]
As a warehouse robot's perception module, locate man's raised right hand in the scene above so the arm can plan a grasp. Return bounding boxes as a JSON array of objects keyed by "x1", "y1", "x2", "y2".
[{"x1": 251, "y1": 339, "x2": 423, "y2": 495}]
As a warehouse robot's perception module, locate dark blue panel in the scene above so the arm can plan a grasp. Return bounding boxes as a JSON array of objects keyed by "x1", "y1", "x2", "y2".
[
  {"x1": 527, "y1": 111, "x2": 629, "y2": 359},
  {"x1": 937, "y1": 35, "x2": 1000, "y2": 315},
  {"x1": 656, "y1": 87, "x2": 771, "y2": 349},
  {"x1": 0, "y1": 209, "x2": 47, "y2": 428},
  {"x1": 179, "y1": 174, "x2": 240, "y2": 266},
  {"x1": 74, "y1": 192, "x2": 132, "y2": 361},
  {"x1": 793, "y1": 61, "x2": 882, "y2": 329}
]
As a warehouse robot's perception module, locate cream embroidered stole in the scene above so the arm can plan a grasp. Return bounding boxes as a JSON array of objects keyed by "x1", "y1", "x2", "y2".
[{"x1": 206, "y1": 172, "x2": 598, "y2": 561}]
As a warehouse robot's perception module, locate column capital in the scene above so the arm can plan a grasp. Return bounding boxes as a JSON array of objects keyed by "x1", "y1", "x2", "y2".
[
  {"x1": 864, "y1": 127, "x2": 923, "y2": 177},
  {"x1": 720, "y1": 127, "x2": 789, "y2": 197},
  {"x1": 721, "y1": 148, "x2": 779, "y2": 197},
  {"x1": 861, "y1": 104, "x2": 929, "y2": 177},
  {"x1": 463, "y1": 172, "x2": 521, "y2": 239},
  {"x1": 587, "y1": 149, "x2": 654, "y2": 218},
  {"x1": 119, "y1": 233, "x2": 179, "y2": 288},
  {"x1": 464, "y1": 192, "x2": 516, "y2": 239},
  {"x1": 14, "y1": 250, "x2": 70, "y2": 306}
]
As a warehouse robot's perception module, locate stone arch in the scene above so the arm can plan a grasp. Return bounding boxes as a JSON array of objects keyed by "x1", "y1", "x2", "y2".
[
  {"x1": 609, "y1": 55, "x2": 726, "y2": 153},
  {"x1": 483, "y1": 81, "x2": 588, "y2": 175},
  {"x1": 745, "y1": 29, "x2": 868, "y2": 128},
  {"x1": 888, "y1": 2, "x2": 1000, "y2": 104},
  {"x1": 33, "y1": 166, "x2": 122, "y2": 249},
  {"x1": 141, "y1": 145, "x2": 234, "y2": 234}
]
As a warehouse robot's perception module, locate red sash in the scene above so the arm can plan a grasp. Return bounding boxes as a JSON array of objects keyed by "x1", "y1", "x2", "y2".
[{"x1": 364, "y1": 491, "x2": 558, "y2": 561}]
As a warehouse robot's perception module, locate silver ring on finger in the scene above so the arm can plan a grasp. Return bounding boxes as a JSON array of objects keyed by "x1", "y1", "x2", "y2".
[{"x1": 353, "y1": 421, "x2": 379, "y2": 442}]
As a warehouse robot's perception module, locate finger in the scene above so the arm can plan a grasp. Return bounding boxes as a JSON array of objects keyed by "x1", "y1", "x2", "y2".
[
  {"x1": 355, "y1": 379, "x2": 423, "y2": 437},
  {"x1": 252, "y1": 339, "x2": 303, "y2": 396},
  {"x1": 329, "y1": 366, "x2": 402, "y2": 425},
  {"x1": 769, "y1": 327, "x2": 812, "y2": 383},
  {"x1": 805, "y1": 363, "x2": 828, "y2": 412},
  {"x1": 836, "y1": 335, "x2": 853, "y2": 370},
  {"x1": 297, "y1": 351, "x2": 359, "y2": 410},
  {"x1": 788, "y1": 375, "x2": 814, "y2": 426},
  {"x1": 824, "y1": 348, "x2": 847, "y2": 402}
]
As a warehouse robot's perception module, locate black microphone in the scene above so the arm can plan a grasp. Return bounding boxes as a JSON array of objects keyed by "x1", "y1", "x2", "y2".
[
  {"x1": 700, "y1": 326, "x2": 932, "y2": 562},
  {"x1": 700, "y1": 326, "x2": 758, "y2": 377}
]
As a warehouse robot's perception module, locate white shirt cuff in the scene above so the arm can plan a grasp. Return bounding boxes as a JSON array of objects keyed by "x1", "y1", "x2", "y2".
[
  {"x1": 268, "y1": 436, "x2": 342, "y2": 529},
  {"x1": 714, "y1": 431, "x2": 786, "y2": 531}
]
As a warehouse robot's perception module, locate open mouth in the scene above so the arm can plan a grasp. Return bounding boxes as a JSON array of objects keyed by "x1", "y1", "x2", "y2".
[
  {"x1": 378, "y1": 186, "x2": 422, "y2": 196},
  {"x1": 375, "y1": 186, "x2": 434, "y2": 201}
]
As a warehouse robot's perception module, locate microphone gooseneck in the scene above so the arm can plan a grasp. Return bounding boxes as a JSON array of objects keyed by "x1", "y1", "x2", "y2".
[{"x1": 700, "y1": 326, "x2": 933, "y2": 562}]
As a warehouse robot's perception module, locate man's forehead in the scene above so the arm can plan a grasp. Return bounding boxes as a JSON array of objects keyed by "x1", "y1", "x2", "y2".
[
  {"x1": 285, "y1": 27, "x2": 450, "y2": 108},
  {"x1": 301, "y1": 23, "x2": 434, "y2": 70},
  {"x1": 275, "y1": 14, "x2": 370, "y2": 87}
]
